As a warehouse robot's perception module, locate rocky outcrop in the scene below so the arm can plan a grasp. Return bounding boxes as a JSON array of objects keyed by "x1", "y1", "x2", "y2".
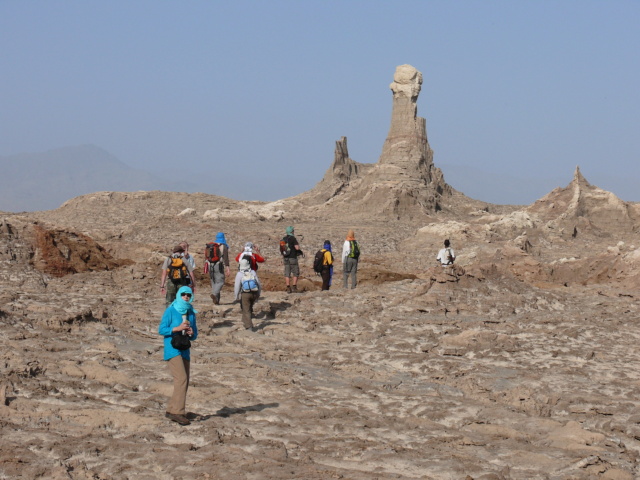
[
  {"x1": 328, "y1": 137, "x2": 365, "y2": 185},
  {"x1": 0, "y1": 217, "x2": 130, "y2": 291},
  {"x1": 528, "y1": 166, "x2": 638, "y2": 236},
  {"x1": 299, "y1": 64, "x2": 455, "y2": 219},
  {"x1": 0, "y1": 218, "x2": 48, "y2": 293},
  {"x1": 300, "y1": 137, "x2": 372, "y2": 204}
]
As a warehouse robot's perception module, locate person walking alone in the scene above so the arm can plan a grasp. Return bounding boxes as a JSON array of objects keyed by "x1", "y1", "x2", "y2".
[{"x1": 436, "y1": 239, "x2": 456, "y2": 266}]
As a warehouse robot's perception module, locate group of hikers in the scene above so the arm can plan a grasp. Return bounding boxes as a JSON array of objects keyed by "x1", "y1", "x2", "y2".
[
  {"x1": 158, "y1": 228, "x2": 456, "y2": 426},
  {"x1": 159, "y1": 227, "x2": 362, "y2": 304},
  {"x1": 157, "y1": 226, "x2": 362, "y2": 425}
]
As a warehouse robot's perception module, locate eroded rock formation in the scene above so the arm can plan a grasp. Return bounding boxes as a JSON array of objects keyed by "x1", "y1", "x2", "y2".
[
  {"x1": 307, "y1": 137, "x2": 372, "y2": 204},
  {"x1": 329, "y1": 137, "x2": 363, "y2": 184},
  {"x1": 301, "y1": 64, "x2": 455, "y2": 219},
  {"x1": 528, "y1": 166, "x2": 639, "y2": 236},
  {"x1": 0, "y1": 217, "x2": 129, "y2": 291},
  {"x1": 378, "y1": 65, "x2": 437, "y2": 183}
]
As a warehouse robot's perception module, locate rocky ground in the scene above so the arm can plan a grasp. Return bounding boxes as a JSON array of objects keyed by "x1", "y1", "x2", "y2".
[{"x1": 1, "y1": 174, "x2": 640, "y2": 479}]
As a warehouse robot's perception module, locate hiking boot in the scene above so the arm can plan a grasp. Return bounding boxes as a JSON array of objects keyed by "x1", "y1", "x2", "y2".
[
  {"x1": 291, "y1": 285, "x2": 298, "y2": 293},
  {"x1": 210, "y1": 294, "x2": 218, "y2": 305},
  {"x1": 286, "y1": 285, "x2": 292, "y2": 294},
  {"x1": 165, "y1": 412, "x2": 190, "y2": 426}
]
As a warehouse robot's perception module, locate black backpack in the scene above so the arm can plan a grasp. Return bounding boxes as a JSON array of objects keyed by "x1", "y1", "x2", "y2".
[
  {"x1": 445, "y1": 248, "x2": 454, "y2": 265},
  {"x1": 313, "y1": 250, "x2": 324, "y2": 274}
]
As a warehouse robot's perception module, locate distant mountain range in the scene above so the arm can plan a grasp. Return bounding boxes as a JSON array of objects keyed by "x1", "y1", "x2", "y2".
[{"x1": 0, "y1": 145, "x2": 202, "y2": 212}]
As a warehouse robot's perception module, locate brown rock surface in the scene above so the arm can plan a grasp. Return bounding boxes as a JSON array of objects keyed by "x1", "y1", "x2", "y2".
[{"x1": 2, "y1": 66, "x2": 640, "y2": 479}]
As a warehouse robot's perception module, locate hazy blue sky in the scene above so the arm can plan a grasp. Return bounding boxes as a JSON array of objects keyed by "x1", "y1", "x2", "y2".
[{"x1": 2, "y1": 1, "x2": 639, "y2": 204}]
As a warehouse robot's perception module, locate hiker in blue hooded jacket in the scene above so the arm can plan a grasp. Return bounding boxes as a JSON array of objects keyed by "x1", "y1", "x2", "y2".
[
  {"x1": 319, "y1": 240, "x2": 334, "y2": 291},
  {"x1": 158, "y1": 285, "x2": 198, "y2": 426}
]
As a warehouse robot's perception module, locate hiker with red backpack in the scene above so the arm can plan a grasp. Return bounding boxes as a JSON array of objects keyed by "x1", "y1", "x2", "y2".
[
  {"x1": 204, "y1": 232, "x2": 230, "y2": 305},
  {"x1": 341, "y1": 230, "x2": 360, "y2": 289},
  {"x1": 160, "y1": 245, "x2": 196, "y2": 306}
]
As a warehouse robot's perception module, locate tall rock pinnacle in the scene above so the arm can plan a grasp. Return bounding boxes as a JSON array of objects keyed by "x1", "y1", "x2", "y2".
[
  {"x1": 377, "y1": 65, "x2": 442, "y2": 187},
  {"x1": 302, "y1": 64, "x2": 453, "y2": 218}
]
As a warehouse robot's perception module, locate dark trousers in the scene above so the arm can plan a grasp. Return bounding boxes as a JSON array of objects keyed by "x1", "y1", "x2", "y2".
[
  {"x1": 321, "y1": 267, "x2": 331, "y2": 290},
  {"x1": 240, "y1": 292, "x2": 258, "y2": 329}
]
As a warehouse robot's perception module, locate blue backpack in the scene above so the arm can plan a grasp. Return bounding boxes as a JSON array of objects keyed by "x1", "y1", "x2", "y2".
[{"x1": 241, "y1": 270, "x2": 259, "y2": 292}]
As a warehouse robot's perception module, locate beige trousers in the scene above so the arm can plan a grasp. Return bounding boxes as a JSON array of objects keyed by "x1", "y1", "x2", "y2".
[{"x1": 167, "y1": 355, "x2": 190, "y2": 415}]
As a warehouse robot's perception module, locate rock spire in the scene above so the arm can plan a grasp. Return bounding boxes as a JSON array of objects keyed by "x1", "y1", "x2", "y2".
[
  {"x1": 303, "y1": 64, "x2": 453, "y2": 218},
  {"x1": 378, "y1": 65, "x2": 432, "y2": 178}
]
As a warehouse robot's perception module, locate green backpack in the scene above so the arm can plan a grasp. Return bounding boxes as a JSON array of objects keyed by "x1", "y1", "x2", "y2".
[{"x1": 348, "y1": 240, "x2": 360, "y2": 259}]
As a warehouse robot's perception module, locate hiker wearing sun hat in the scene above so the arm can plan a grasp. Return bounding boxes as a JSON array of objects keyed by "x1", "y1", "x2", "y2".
[
  {"x1": 205, "y1": 232, "x2": 231, "y2": 305},
  {"x1": 342, "y1": 230, "x2": 360, "y2": 289}
]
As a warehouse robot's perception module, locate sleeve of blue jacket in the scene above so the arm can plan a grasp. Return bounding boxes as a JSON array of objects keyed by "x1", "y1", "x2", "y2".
[{"x1": 158, "y1": 306, "x2": 198, "y2": 361}]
